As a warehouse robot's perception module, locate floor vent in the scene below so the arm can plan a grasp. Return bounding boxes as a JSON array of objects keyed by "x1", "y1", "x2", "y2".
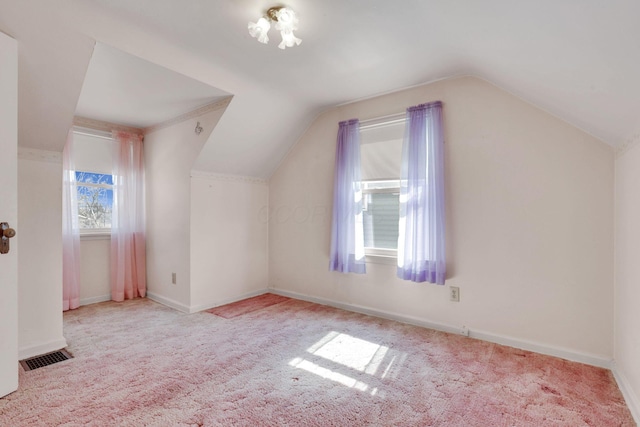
[{"x1": 20, "y1": 349, "x2": 73, "y2": 372}]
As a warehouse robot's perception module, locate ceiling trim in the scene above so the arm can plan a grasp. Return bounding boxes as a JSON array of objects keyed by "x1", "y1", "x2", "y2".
[
  {"x1": 73, "y1": 116, "x2": 144, "y2": 136},
  {"x1": 143, "y1": 96, "x2": 233, "y2": 135},
  {"x1": 18, "y1": 147, "x2": 62, "y2": 163}
]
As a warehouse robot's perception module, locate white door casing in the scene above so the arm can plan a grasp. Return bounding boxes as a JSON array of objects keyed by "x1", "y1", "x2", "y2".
[{"x1": 0, "y1": 30, "x2": 19, "y2": 398}]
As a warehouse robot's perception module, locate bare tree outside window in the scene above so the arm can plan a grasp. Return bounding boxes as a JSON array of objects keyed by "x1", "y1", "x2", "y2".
[{"x1": 76, "y1": 172, "x2": 113, "y2": 230}]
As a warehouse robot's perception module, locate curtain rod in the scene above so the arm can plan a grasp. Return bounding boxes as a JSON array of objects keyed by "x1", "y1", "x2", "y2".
[
  {"x1": 359, "y1": 112, "x2": 406, "y2": 130},
  {"x1": 72, "y1": 126, "x2": 113, "y2": 141}
]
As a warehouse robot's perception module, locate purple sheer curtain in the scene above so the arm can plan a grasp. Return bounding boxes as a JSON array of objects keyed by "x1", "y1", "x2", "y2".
[
  {"x1": 329, "y1": 119, "x2": 366, "y2": 274},
  {"x1": 62, "y1": 130, "x2": 81, "y2": 311},
  {"x1": 397, "y1": 101, "x2": 446, "y2": 284}
]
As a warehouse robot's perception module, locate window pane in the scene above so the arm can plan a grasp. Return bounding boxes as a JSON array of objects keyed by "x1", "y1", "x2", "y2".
[
  {"x1": 363, "y1": 192, "x2": 399, "y2": 250},
  {"x1": 76, "y1": 171, "x2": 113, "y2": 230},
  {"x1": 76, "y1": 171, "x2": 113, "y2": 185}
]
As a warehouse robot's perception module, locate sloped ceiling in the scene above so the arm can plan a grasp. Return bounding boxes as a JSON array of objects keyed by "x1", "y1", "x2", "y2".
[
  {"x1": 1, "y1": 0, "x2": 640, "y2": 178},
  {"x1": 76, "y1": 43, "x2": 231, "y2": 129}
]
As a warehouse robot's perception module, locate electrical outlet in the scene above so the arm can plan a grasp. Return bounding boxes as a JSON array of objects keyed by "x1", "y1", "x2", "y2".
[
  {"x1": 172, "y1": 272, "x2": 176, "y2": 285},
  {"x1": 460, "y1": 325, "x2": 469, "y2": 337},
  {"x1": 450, "y1": 286, "x2": 460, "y2": 302}
]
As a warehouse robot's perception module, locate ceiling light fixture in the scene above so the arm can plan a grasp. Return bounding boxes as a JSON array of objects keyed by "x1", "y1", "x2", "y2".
[{"x1": 248, "y1": 6, "x2": 301, "y2": 49}]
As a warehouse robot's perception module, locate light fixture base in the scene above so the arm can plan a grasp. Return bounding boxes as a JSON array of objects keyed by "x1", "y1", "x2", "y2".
[{"x1": 266, "y1": 6, "x2": 284, "y2": 21}]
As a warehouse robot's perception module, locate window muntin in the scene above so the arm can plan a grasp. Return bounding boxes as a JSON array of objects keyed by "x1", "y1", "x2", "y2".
[{"x1": 76, "y1": 171, "x2": 113, "y2": 233}]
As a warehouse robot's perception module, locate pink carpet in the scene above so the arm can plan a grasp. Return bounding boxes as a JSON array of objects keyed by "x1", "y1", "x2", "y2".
[
  {"x1": 0, "y1": 297, "x2": 634, "y2": 426},
  {"x1": 206, "y1": 293, "x2": 290, "y2": 318}
]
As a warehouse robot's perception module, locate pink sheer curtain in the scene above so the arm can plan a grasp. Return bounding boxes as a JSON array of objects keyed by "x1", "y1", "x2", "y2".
[
  {"x1": 62, "y1": 130, "x2": 81, "y2": 311},
  {"x1": 111, "y1": 131, "x2": 146, "y2": 301}
]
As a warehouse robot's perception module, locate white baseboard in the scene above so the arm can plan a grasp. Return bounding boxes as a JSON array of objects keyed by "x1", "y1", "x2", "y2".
[
  {"x1": 269, "y1": 288, "x2": 613, "y2": 369},
  {"x1": 189, "y1": 288, "x2": 269, "y2": 313},
  {"x1": 611, "y1": 362, "x2": 640, "y2": 425},
  {"x1": 148, "y1": 289, "x2": 270, "y2": 314},
  {"x1": 19, "y1": 338, "x2": 68, "y2": 360},
  {"x1": 470, "y1": 329, "x2": 612, "y2": 369},
  {"x1": 146, "y1": 292, "x2": 192, "y2": 313},
  {"x1": 271, "y1": 287, "x2": 463, "y2": 334},
  {"x1": 80, "y1": 295, "x2": 111, "y2": 306}
]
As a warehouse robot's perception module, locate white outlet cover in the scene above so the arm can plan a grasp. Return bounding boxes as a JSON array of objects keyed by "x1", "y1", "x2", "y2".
[{"x1": 450, "y1": 286, "x2": 460, "y2": 302}]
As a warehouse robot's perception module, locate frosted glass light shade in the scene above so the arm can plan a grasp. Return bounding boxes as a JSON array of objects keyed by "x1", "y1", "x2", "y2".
[
  {"x1": 248, "y1": 17, "x2": 271, "y2": 44},
  {"x1": 274, "y1": 8, "x2": 298, "y2": 31},
  {"x1": 278, "y1": 30, "x2": 302, "y2": 49}
]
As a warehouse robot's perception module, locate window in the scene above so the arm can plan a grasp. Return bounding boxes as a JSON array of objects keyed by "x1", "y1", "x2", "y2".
[
  {"x1": 76, "y1": 171, "x2": 113, "y2": 232},
  {"x1": 72, "y1": 129, "x2": 115, "y2": 235},
  {"x1": 360, "y1": 118, "x2": 405, "y2": 257}
]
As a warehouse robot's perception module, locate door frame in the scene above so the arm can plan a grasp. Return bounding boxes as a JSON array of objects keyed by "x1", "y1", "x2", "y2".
[{"x1": 0, "y1": 30, "x2": 19, "y2": 398}]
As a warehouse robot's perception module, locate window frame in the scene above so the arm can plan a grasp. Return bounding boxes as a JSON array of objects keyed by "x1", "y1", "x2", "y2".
[{"x1": 358, "y1": 114, "x2": 407, "y2": 261}]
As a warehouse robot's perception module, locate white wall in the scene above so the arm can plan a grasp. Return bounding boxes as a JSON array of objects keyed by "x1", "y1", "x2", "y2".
[
  {"x1": 79, "y1": 238, "x2": 110, "y2": 305},
  {"x1": 144, "y1": 106, "x2": 227, "y2": 312},
  {"x1": 614, "y1": 144, "x2": 640, "y2": 419},
  {"x1": 269, "y1": 76, "x2": 614, "y2": 362},
  {"x1": 190, "y1": 173, "x2": 269, "y2": 310},
  {"x1": 17, "y1": 150, "x2": 66, "y2": 359}
]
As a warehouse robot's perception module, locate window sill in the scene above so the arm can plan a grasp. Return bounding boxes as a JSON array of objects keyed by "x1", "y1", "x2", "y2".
[
  {"x1": 365, "y1": 254, "x2": 397, "y2": 266},
  {"x1": 80, "y1": 233, "x2": 111, "y2": 241}
]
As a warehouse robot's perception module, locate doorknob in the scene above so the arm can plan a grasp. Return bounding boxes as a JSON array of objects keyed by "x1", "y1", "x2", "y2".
[{"x1": 1, "y1": 222, "x2": 16, "y2": 254}]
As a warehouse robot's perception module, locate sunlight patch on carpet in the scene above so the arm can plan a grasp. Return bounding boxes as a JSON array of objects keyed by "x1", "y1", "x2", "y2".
[
  {"x1": 289, "y1": 357, "x2": 370, "y2": 391},
  {"x1": 289, "y1": 330, "x2": 404, "y2": 397},
  {"x1": 310, "y1": 332, "x2": 389, "y2": 373}
]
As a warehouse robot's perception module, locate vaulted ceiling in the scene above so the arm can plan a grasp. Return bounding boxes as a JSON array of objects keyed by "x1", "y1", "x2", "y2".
[{"x1": 1, "y1": 0, "x2": 639, "y2": 178}]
